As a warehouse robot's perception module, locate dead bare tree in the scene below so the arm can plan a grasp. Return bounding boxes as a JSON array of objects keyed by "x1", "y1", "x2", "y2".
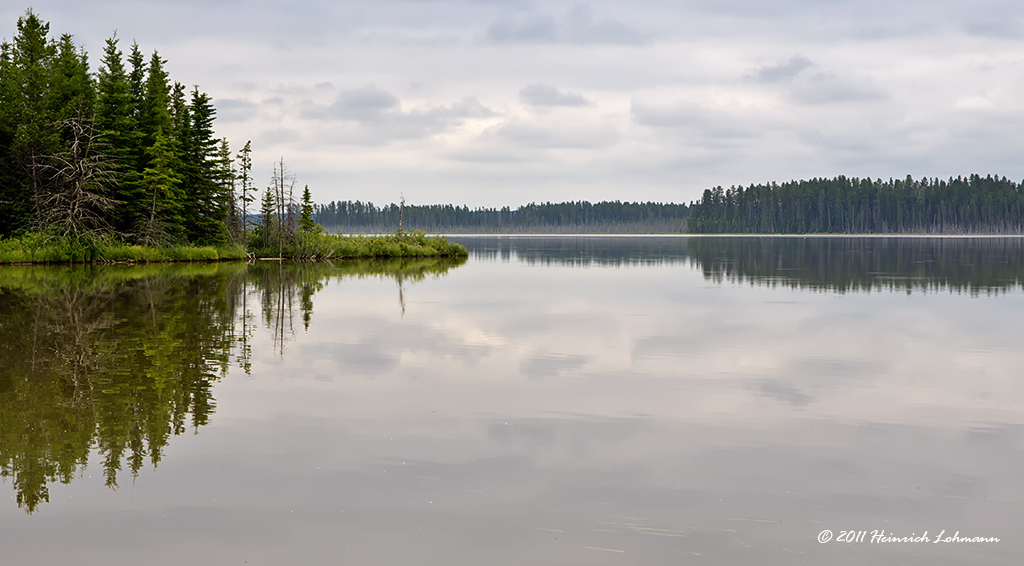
[
  {"x1": 38, "y1": 117, "x2": 119, "y2": 240},
  {"x1": 270, "y1": 157, "x2": 297, "y2": 258}
]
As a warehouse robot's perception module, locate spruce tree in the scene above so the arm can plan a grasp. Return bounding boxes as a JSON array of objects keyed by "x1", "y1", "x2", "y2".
[
  {"x1": 95, "y1": 35, "x2": 141, "y2": 234},
  {"x1": 236, "y1": 140, "x2": 254, "y2": 243},
  {"x1": 258, "y1": 186, "x2": 277, "y2": 250},
  {"x1": 0, "y1": 40, "x2": 22, "y2": 234},
  {"x1": 299, "y1": 185, "x2": 317, "y2": 233},
  {"x1": 137, "y1": 131, "x2": 185, "y2": 245},
  {"x1": 180, "y1": 87, "x2": 226, "y2": 243},
  {"x1": 9, "y1": 9, "x2": 57, "y2": 230}
]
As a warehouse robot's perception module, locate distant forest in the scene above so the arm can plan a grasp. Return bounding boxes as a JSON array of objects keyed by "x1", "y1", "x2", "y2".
[
  {"x1": 314, "y1": 200, "x2": 690, "y2": 233},
  {"x1": 688, "y1": 174, "x2": 1024, "y2": 234}
]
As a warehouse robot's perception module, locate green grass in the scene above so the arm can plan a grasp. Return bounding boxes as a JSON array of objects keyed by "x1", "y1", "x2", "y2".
[
  {"x1": 0, "y1": 233, "x2": 246, "y2": 265},
  {"x1": 0, "y1": 231, "x2": 465, "y2": 265},
  {"x1": 249, "y1": 230, "x2": 468, "y2": 260}
]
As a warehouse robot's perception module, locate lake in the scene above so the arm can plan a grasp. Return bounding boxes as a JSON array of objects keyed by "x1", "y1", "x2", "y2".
[{"x1": 1, "y1": 236, "x2": 1022, "y2": 565}]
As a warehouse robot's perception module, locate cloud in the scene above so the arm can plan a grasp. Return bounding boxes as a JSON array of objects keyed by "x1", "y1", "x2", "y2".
[
  {"x1": 492, "y1": 120, "x2": 621, "y2": 149},
  {"x1": 748, "y1": 58, "x2": 887, "y2": 105},
  {"x1": 753, "y1": 56, "x2": 814, "y2": 83},
  {"x1": 964, "y1": 18, "x2": 1024, "y2": 38},
  {"x1": 630, "y1": 101, "x2": 764, "y2": 140},
  {"x1": 299, "y1": 86, "x2": 498, "y2": 145},
  {"x1": 304, "y1": 85, "x2": 400, "y2": 122},
  {"x1": 487, "y1": 14, "x2": 559, "y2": 43},
  {"x1": 790, "y1": 73, "x2": 887, "y2": 105},
  {"x1": 519, "y1": 83, "x2": 588, "y2": 107},
  {"x1": 565, "y1": 4, "x2": 646, "y2": 45},
  {"x1": 214, "y1": 98, "x2": 258, "y2": 123},
  {"x1": 486, "y1": 5, "x2": 645, "y2": 45}
]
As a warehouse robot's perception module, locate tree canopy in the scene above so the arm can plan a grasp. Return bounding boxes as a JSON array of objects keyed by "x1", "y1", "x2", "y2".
[{"x1": 0, "y1": 9, "x2": 235, "y2": 244}]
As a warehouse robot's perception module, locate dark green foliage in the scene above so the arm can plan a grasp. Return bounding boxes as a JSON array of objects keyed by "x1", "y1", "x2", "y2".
[
  {"x1": 256, "y1": 186, "x2": 277, "y2": 250},
  {"x1": 688, "y1": 175, "x2": 1024, "y2": 234},
  {"x1": 180, "y1": 88, "x2": 228, "y2": 243},
  {"x1": 299, "y1": 185, "x2": 317, "y2": 233},
  {"x1": 6, "y1": 9, "x2": 58, "y2": 230},
  {"x1": 314, "y1": 200, "x2": 690, "y2": 233},
  {"x1": 137, "y1": 132, "x2": 185, "y2": 244},
  {"x1": 0, "y1": 9, "x2": 237, "y2": 245},
  {"x1": 236, "y1": 140, "x2": 254, "y2": 241},
  {"x1": 95, "y1": 35, "x2": 142, "y2": 233}
]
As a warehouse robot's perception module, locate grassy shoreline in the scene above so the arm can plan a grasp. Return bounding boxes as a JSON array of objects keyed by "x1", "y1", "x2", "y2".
[{"x1": 0, "y1": 231, "x2": 467, "y2": 265}]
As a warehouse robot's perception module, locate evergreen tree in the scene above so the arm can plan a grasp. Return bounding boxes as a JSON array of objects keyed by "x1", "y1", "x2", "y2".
[
  {"x1": 0, "y1": 39, "x2": 22, "y2": 235},
  {"x1": 236, "y1": 140, "x2": 254, "y2": 242},
  {"x1": 9, "y1": 9, "x2": 57, "y2": 230},
  {"x1": 140, "y1": 50, "x2": 171, "y2": 149},
  {"x1": 180, "y1": 87, "x2": 226, "y2": 243},
  {"x1": 46, "y1": 34, "x2": 93, "y2": 134},
  {"x1": 137, "y1": 131, "x2": 185, "y2": 245},
  {"x1": 258, "y1": 186, "x2": 277, "y2": 250},
  {"x1": 94, "y1": 35, "x2": 141, "y2": 235},
  {"x1": 215, "y1": 138, "x2": 240, "y2": 241},
  {"x1": 299, "y1": 185, "x2": 317, "y2": 233}
]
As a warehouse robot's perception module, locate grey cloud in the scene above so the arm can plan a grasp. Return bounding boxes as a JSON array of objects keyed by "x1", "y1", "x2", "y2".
[
  {"x1": 519, "y1": 83, "x2": 588, "y2": 107},
  {"x1": 214, "y1": 98, "x2": 257, "y2": 123},
  {"x1": 748, "y1": 57, "x2": 887, "y2": 106},
  {"x1": 486, "y1": 6, "x2": 645, "y2": 45},
  {"x1": 256, "y1": 128, "x2": 302, "y2": 146},
  {"x1": 303, "y1": 86, "x2": 494, "y2": 125},
  {"x1": 487, "y1": 14, "x2": 558, "y2": 42},
  {"x1": 493, "y1": 121, "x2": 621, "y2": 149},
  {"x1": 754, "y1": 56, "x2": 813, "y2": 83},
  {"x1": 303, "y1": 87, "x2": 497, "y2": 145},
  {"x1": 630, "y1": 102, "x2": 761, "y2": 139},
  {"x1": 791, "y1": 73, "x2": 887, "y2": 105},
  {"x1": 304, "y1": 85, "x2": 401, "y2": 122},
  {"x1": 565, "y1": 4, "x2": 646, "y2": 45},
  {"x1": 965, "y1": 18, "x2": 1024, "y2": 38}
]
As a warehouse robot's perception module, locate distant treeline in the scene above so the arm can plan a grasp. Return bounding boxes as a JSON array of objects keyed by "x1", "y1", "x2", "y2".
[
  {"x1": 314, "y1": 200, "x2": 690, "y2": 233},
  {"x1": 688, "y1": 175, "x2": 1024, "y2": 234}
]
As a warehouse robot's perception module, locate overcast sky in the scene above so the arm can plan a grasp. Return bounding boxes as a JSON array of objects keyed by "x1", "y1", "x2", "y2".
[{"x1": 5, "y1": 0, "x2": 1024, "y2": 206}]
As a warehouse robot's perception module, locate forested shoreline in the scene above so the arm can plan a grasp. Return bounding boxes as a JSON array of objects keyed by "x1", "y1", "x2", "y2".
[
  {"x1": 688, "y1": 175, "x2": 1024, "y2": 234},
  {"x1": 314, "y1": 200, "x2": 690, "y2": 233}
]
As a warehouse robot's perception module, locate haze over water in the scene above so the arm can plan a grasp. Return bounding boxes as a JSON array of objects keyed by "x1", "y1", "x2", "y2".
[{"x1": 2, "y1": 236, "x2": 1022, "y2": 565}]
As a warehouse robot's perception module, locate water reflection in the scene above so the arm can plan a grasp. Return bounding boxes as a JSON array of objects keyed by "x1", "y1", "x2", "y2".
[
  {"x1": 454, "y1": 235, "x2": 1024, "y2": 293},
  {"x1": 688, "y1": 236, "x2": 1024, "y2": 294},
  {"x1": 0, "y1": 257, "x2": 464, "y2": 513},
  {"x1": 2, "y1": 239, "x2": 1021, "y2": 565}
]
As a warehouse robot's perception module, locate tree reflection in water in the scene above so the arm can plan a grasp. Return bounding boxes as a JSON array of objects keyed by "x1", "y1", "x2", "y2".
[{"x1": 0, "y1": 257, "x2": 465, "y2": 513}]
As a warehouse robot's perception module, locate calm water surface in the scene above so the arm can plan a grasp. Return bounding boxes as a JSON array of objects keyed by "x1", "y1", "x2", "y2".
[{"x1": 2, "y1": 237, "x2": 1022, "y2": 565}]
